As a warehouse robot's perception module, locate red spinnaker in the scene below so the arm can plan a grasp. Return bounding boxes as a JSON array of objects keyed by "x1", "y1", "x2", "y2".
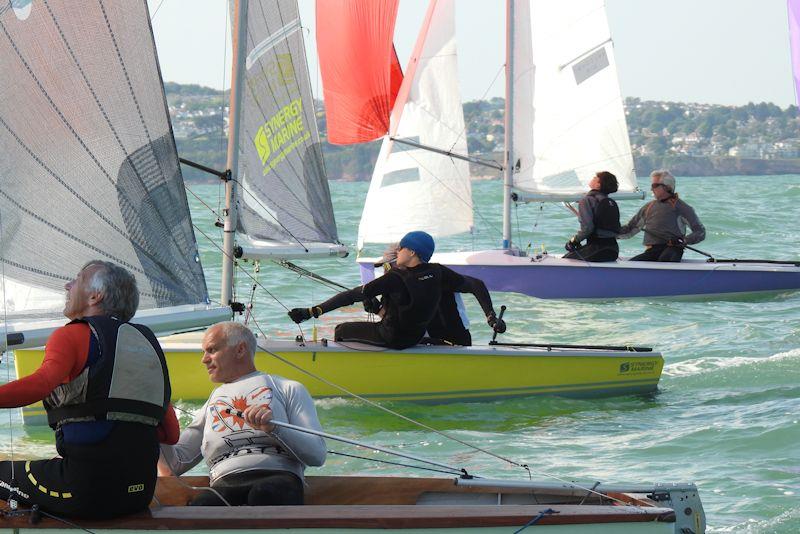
[{"x1": 316, "y1": 0, "x2": 403, "y2": 144}]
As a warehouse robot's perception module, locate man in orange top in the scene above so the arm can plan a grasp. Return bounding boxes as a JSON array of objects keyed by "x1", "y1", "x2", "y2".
[{"x1": 0, "y1": 261, "x2": 179, "y2": 519}]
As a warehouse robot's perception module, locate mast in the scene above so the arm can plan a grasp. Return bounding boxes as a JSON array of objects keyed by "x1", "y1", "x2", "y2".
[
  {"x1": 502, "y1": 0, "x2": 514, "y2": 249},
  {"x1": 221, "y1": 0, "x2": 249, "y2": 306}
]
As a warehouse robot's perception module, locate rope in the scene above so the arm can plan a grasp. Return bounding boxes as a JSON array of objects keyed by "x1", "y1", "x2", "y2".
[{"x1": 327, "y1": 450, "x2": 466, "y2": 477}]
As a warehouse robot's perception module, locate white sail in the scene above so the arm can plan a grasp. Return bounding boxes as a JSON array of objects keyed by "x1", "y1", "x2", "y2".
[
  {"x1": 357, "y1": 0, "x2": 473, "y2": 250},
  {"x1": 0, "y1": 1, "x2": 229, "y2": 349},
  {"x1": 511, "y1": 0, "x2": 637, "y2": 198},
  {"x1": 234, "y1": 0, "x2": 346, "y2": 260}
]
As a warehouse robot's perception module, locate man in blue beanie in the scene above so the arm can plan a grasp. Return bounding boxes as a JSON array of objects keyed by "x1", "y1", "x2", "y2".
[{"x1": 287, "y1": 231, "x2": 505, "y2": 349}]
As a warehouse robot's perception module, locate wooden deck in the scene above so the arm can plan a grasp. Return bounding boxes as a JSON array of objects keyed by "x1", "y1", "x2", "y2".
[{"x1": 0, "y1": 475, "x2": 676, "y2": 530}]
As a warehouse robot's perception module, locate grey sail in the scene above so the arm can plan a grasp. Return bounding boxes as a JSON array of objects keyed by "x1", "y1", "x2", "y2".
[
  {"x1": 0, "y1": 0, "x2": 226, "y2": 348},
  {"x1": 234, "y1": 0, "x2": 345, "y2": 259}
]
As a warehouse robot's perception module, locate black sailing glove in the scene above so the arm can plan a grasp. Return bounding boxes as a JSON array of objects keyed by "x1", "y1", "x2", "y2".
[
  {"x1": 288, "y1": 307, "x2": 313, "y2": 323},
  {"x1": 487, "y1": 312, "x2": 507, "y2": 334},
  {"x1": 564, "y1": 236, "x2": 579, "y2": 252},
  {"x1": 363, "y1": 297, "x2": 382, "y2": 314}
]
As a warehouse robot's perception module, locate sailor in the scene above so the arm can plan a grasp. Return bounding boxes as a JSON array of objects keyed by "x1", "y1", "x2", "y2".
[
  {"x1": 368, "y1": 243, "x2": 505, "y2": 346},
  {"x1": 0, "y1": 261, "x2": 178, "y2": 519},
  {"x1": 564, "y1": 171, "x2": 622, "y2": 262},
  {"x1": 618, "y1": 170, "x2": 706, "y2": 262},
  {"x1": 289, "y1": 231, "x2": 502, "y2": 349},
  {"x1": 158, "y1": 321, "x2": 326, "y2": 506}
]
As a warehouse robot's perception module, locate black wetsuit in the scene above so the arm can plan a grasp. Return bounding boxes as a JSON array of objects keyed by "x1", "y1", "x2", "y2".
[
  {"x1": 317, "y1": 263, "x2": 466, "y2": 349},
  {"x1": 425, "y1": 275, "x2": 496, "y2": 346}
]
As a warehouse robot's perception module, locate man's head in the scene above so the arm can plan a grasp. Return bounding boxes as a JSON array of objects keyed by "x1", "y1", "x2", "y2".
[
  {"x1": 650, "y1": 170, "x2": 676, "y2": 200},
  {"x1": 201, "y1": 322, "x2": 257, "y2": 383},
  {"x1": 64, "y1": 261, "x2": 139, "y2": 321},
  {"x1": 397, "y1": 231, "x2": 435, "y2": 268}
]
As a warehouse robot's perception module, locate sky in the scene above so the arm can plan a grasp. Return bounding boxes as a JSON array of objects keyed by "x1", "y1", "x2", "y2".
[{"x1": 147, "y1": 0, "x2": 797, "y2": 107}]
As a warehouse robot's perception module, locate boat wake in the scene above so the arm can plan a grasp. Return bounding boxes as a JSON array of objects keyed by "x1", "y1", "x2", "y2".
[{"x1": 663, "y1": 348, "x2": 800, "y2": 377}]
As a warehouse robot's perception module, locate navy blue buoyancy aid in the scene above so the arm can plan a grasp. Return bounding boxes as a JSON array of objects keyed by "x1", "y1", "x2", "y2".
[{"x1": 44, "y1": 316, "x2": 171, "y2": 430}]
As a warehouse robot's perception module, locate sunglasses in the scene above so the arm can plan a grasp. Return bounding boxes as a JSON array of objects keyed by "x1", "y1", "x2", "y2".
[{"x1": 650, "y1": 183, "x2": 667, "y2": 190}]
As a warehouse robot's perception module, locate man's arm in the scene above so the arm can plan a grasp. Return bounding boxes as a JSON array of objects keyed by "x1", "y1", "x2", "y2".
[
  {"x1": 679, "y1": 203, "x2": 706, "y2": 245},
  {"x1": 159, "y1": 401, "x2": 207, "y2": 476},
  {"x1": 272, "y1": 381, "x2": 326, "y2": 467},
  {"x1": 157, "y1": 404, "x2": 180, "y2": 445},
  {"x1": 617, "y1": 205, "x2": 646, "y2": 239},
  {"x1": 453, "y1": 274, "x2": 495, "y2": 318},
  {"x1": 0, "y1": 325, "x2": 86, "y2": 408}
]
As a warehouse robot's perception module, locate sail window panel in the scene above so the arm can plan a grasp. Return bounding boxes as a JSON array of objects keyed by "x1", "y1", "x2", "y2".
[
  {"x1": 0, "y1": 0, "x2": 211, "y2": 323},
  {"x1": 380, "y1": 168, "x2": 421, "y2": 187},
  {"x1": 572, "y1": 47, "x2": 610, "y2": 85}
]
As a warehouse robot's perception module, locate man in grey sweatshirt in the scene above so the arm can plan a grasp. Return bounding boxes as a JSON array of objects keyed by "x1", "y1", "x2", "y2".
[
  {"x1": 158, "y1": 322, "x2": 326, "y2": 506},
  {"x1": 618, "y1": 170, "x2": 706, "y2": 262}
]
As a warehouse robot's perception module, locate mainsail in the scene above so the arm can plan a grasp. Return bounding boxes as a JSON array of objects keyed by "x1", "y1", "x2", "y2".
[
  {"x1": 511, "y1": 0, "x2": 638, "y2": 199},
  {"x1": 0, "y1": 1, "x2": 227, "y2": 348},
  {"x1": 357, "y1": 0, "x2": 473, "y2": 250},
  {"x1": 234, "y1": 0, "x2": 345, "y2": 260},
  {"x1": 788, "y1": 0, "x2": 800, "y2": 106},
  {"x1": 316, "y1": 0, "x2": 403, "y2": 145}
]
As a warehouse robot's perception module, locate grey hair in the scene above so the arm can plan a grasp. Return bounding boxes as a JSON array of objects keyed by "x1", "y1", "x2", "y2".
[
  {"x1": 213, "y1": 321, "x2": 257, "y2": 359},
  {"x1": 82, "y1": 260, "x2": 139, "y2": 322},
  {"x1": 650, "y1": 169, "x2": 676, "y2": 193}
]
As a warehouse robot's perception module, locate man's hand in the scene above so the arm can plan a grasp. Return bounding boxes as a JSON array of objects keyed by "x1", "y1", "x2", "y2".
[
  {"x1": 487, "y1": 312, "x2": 507, "y2": 334},
  {"x1": 667, "y1": 237, "x2": 686, "y2": 247},
  {"x1": 243, "y1": 403, "x2": 275, "y2": 433},
  {"x1": 288, "y1": 307, "x2": 312, "y2": 323},
  {"x1": 363, "y1": 297, "x2": 381, "y2": 314},
  {"x1": 156, "y1": 454, "x2": 175, "y2": 477},
  {"x1": 564, "y1": 237, "x2": 579, "y2": 252}
]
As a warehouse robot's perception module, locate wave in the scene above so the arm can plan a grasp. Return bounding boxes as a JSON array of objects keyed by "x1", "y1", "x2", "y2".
[{"x1": 663, "y1": 348, "x2": 800, "y2": 378}]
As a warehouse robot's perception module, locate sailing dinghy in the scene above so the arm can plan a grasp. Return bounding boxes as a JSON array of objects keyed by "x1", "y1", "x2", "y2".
[
  {"x1": 11, "y1": 0, "x2": 664, "y2": 421},
  {"x1": 0, "y1": 474, "x2": 705, "y2": 533},
  {"x1": 348, "y1": 0, "x2": 800, "y2": 300},
  {"x1": 1, "y1": 2, "x2": 705, "y2": 532}
]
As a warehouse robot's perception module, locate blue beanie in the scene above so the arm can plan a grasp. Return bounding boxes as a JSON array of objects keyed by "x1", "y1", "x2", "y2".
[{"x1": 399, "y1": 231, "x2": 435, "y2": 262}]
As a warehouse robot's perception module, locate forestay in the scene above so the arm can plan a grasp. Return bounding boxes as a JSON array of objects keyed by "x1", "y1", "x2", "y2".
[
  {"x1": 0, "y1": 1, "x2": 224, "y2": 349},
  {"x1": 357, "y1": 0, "x2": 473, "y2": 250},
  {"x1": 235, "y1": 0, "x2": 344, "y2": 259},
  {"x1": 512, "y1": 0, "x2": 637, "y2": 198}
]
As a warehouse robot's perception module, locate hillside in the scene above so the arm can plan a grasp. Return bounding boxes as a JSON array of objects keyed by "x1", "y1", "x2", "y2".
[{"x1": 164, "y1": 83, "x2": 800, "y2": 182}]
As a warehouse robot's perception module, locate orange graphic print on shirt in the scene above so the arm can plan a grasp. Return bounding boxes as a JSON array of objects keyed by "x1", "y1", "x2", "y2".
[{"x1": 210, "y1": 386, "x2": 273, "y2": 433}]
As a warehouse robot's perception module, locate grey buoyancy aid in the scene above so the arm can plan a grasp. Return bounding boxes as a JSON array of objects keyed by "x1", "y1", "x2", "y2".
[
  {"x1": 383, "y1": 263, "x2": 443, "y2": 336},
  {"x1": 44, "y1": 316, "x2": 171, "y2": 430},
  {"x1": 591, "y1": 196, "x2": 621, "y2": 239}
]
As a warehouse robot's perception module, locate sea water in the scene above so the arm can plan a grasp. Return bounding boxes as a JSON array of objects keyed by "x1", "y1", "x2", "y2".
[{"x1": 3, "y1": 175, "x2": 799, "y2": 533}]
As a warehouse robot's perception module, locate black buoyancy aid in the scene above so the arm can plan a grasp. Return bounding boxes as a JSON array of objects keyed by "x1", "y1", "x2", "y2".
[
  {"x1": 591, "y1": 196, "x2": 622, "y2": 238},
  {"x1": 44, "y1": 316, "x2": 171, "y2": 430},
  {"x1": 384, "y1": 263, "x2": 443, "y2": 335}
]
